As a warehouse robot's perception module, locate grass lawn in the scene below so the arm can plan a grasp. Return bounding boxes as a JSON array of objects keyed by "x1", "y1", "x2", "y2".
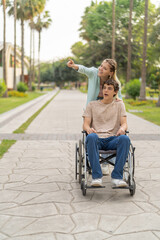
[
  {"x1": 0, "y1": 92, "x2": 45, "y2": 114},
  {"x1": 124, "y1": 99, "x2": 160, "y2": 126},
  {"x1": 0, "y1": 140, "x2": 16, "y2": 159}
]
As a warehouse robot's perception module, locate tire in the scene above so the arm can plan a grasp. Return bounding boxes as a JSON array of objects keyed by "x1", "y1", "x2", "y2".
[
  {"x1": 82, "y1": 180, "x2": 86, "y2": 196},
  {"x1": 129, "y1": 176, "x2": 136, "y2": 196},
  {"x1": 79, "y1": 139, "x2": 82, "y2": 184},
  {"x1": 75, "y1": 143, "x2": 78, "y2": 180}
]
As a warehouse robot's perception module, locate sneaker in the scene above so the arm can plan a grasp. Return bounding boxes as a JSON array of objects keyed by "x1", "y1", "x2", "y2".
[
  {"x1": 101, "y1": 164, "x2": 110, "y2": 175},
  {"x1": 111, "y1": 178, "x2": 127, "y2": 188},
  {"x1": 91, "y1": 178, "x2": 102, "y2": 187}
]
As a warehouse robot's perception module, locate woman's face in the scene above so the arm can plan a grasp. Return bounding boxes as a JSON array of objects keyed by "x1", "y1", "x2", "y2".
[{"x1": 98, "y1": 61, "x2": 113, "y2": 78}]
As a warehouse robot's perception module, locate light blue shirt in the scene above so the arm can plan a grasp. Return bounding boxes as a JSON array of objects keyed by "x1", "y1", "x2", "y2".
[{"x1": 77, "y1": 65, "x2": 122, "y2": 105}]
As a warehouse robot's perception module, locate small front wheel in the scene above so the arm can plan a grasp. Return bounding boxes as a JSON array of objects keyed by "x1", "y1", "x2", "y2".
[
  {"x1": 129, "y1": 177, "x2": 136, "y2": 196},
  {"x1": 82, "y1": 180, "x2": 87, "y2": 196}
]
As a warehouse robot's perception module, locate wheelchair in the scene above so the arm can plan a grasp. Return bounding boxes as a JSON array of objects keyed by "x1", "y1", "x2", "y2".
[{"x1": 75, "y1": 131, "x2": 136, "y2": 196}]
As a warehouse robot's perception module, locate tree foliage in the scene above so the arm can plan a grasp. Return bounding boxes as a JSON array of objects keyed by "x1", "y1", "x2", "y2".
[{"x1": 72, "y1": 0, "x2": 159, "y2": 82}]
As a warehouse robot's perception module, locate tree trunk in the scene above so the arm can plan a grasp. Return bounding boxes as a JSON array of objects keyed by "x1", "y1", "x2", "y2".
[
  {"x1": 38, "y1": 30, "x2": 41, "y2": 90},
  {"x1": 13, "y1": 0, "x2": 17, "y2": 90},
  {"x1": 29, "y1": 26, "x2": 32, "y2": 91},
  {"x1": 156, "y1": 95, "x2": 160, "y2": 107},
  {"x1": 112, "y1": 0, "x2": 115, "y2": 59},
  {"x1": 139, "y1": 0, "x2": 148, "y2": 101},
  {"x1": 126, "y1": 0, "x2": 133, "y2": 83},
  {"x1": 2, "y1": 0, "x2": 7, "y2": 97},
  {"x1": 21, "y1": 18, "x2": 24, "y2": 82},
  {"x1": 32, "y1": 29, "x2": 35, "y2": 83}
]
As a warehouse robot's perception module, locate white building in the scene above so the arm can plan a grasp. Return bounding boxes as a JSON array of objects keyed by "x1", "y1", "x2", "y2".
[{"x1": 0, "y1": 42, "x2": 29, "y2": 89}]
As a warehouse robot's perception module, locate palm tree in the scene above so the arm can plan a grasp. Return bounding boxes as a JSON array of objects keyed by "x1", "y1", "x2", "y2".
[
  {"x1": 126, "y1": 0, "x2": 133, "y2": 83},
  {"x1": 112, "y1": 0, "x2": 115, "y2": 59},
  {"x1": 34, "y1": 11, "x2": 52, "y2": 89},
  {"x1": 13, "y1": 0, "x2": 17, "y2": 90},
  {"x1": 8, "y1": 0, "x2": 46, "y2": 83},
  {"x1": 2, "y1": 0, "x2": 7, "y2": 95},
  {"x1": 139, "y1": 0, "x2": 148, "y2": 101}
]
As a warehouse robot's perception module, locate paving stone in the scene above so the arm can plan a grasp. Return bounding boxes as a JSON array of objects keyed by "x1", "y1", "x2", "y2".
[
  {"x1": 22, "y1": 191, "x2": 73, "y2": 205},
  {"x1": 108, "y1": 231, "x2": 159, "y2": 240},
  {"x1": 0, "y1": 203, "x2": 17, "y2": 211},
  {"x1": 0, "y1": 190, "x2": 20, "y2": 203},
  {"x1": 6, "y1": 233, "x2": 56, "y2": 240},
  {"x1": 82, "y1": 201, "x2": 143, "y2": 216},
  {"x1": 14, "y1": 215, "x2": 74, "y2": 236},
  {"x1": 56, "y1": 233, "x2": 75, "y2": 240},
  {"x1": 0, "y1": 203, "x2": 58, "y2": 217},
  {"x1": 75, "y1": 230, "x2": 110, "y2": 240},
  {"x1": 13, "y1": 192, "x2": 41, "y2": 204},
  {"x1": 8, "y1": 174, "x2": 28, "y2": 182},
  {"x1": 71, "y1": 213, "x2": 99, "y2": 233},
  {"x1": 153, "y1": 231, "x2": 160, "y2": 239},
  {"x1": 0, "y1": 176, "x2": 8, "y2": 183},
  {"x1": 115, "y1": 213, "x2": 160, "y2": 234},
  {"x1": 134, "y1": 201, "x2": 159, "y2": 213},
  {"x1": 1, "y1": 216, "x2": 36, "y2": 235},
  {"x1": 0, "y1": 232, "x2": 8, "y2": 240},
  {"x1": 10, "y1": 182, "x2": 59, "y2": 193},
  {"x1": 13, "y1": 168, "x2": 60, "y2": 176},
  {"x1": 55, "y1": 203, "x2": 74, "y2": 214},
  {"x1": 0, "y1": 215, "x2": 11, "y2": 228},
  {"x1": 99, "y1": 215, "x2": 126, "y2": 233}
]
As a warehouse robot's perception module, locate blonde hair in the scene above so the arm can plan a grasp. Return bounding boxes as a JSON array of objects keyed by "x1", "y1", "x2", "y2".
[{"x1": 103, "y1": 58, "x2": 121, "y2": 88}]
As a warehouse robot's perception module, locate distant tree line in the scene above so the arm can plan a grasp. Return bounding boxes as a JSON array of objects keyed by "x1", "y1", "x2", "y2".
[{"x1": 38, "y1": 0, "x2": 160, "y2": 101}]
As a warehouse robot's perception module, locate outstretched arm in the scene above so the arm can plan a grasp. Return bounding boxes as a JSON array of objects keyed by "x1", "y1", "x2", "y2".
[
  {"x1": 116, "y1": 116, "x2": 128, "y2": 136},
  {"x1": 67, "y1": 59, "x2": 79, "y2": 70},
  {"x1": 83, "y1": 117, "x2": 96, "y2": 135}
]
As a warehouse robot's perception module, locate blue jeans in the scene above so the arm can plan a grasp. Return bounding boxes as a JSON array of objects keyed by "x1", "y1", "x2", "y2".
[{"x1": 86, "y1": 133, "x2": 130, "y2": 179}]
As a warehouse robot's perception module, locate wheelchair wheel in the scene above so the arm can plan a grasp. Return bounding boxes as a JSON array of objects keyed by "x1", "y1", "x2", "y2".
[
  {"x1": 81, "y1": 179, "x2": 87, "y2": 196},
  {"x1": 128, "y1": 143, "x2": 136, "y2": 196},
  {"x1": 78, "y1": 139, "x2": 82, "y2": 184},
  {"x1": 75, "y1": 143, "x2": 79, "y2": 180},
  {"x1": 129, "y1": 176, "x2": 136, "y2": 196}
]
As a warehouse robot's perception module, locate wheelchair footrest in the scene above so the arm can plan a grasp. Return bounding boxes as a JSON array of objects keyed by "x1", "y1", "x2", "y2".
[
  {"x1": 112, "y1": 186, "x2": 129, "y2": 189},
  {"x1": 87, "y1": 186, "x2": 105, "y2": 189}
]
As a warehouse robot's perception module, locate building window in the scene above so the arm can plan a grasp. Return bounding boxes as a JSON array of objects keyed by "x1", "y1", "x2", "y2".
[{"x1": 0, "y1": 51, "x2": 2, "y2": 67}]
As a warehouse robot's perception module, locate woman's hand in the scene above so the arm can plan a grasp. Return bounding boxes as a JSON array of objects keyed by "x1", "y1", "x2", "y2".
[
  {"x1": 115, "y1": 97, "x2": 122, "y2": 102},
  {"x1": 67, "y1": 59, "x2": 74, "y2": 68},
  {"x1": 67, "y1": 59, "x2": 79, "y2": 70}
]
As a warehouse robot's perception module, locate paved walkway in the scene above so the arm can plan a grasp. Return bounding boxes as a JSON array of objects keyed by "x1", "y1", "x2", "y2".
[{"x1": 0, "y1": 90, "x2": 160, "y2": 240}]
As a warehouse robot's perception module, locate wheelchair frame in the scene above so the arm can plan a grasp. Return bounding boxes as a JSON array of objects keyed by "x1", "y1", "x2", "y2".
[{"x1": 75, "y1": 131, "x2": 136, "y2": 196}]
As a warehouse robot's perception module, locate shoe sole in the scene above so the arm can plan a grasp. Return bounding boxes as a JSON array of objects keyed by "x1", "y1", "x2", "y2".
[
  {"x1": 112, "y1": 183, "x2": 128, "y2": 188},
  {"x1": 91, "y1": 183, "x2": 102, "y2": 187}
]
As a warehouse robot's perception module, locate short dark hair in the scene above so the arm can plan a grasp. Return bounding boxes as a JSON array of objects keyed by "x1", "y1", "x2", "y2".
[{"x1": 102, "y1": 78, "x2": 119, "y2": 92}]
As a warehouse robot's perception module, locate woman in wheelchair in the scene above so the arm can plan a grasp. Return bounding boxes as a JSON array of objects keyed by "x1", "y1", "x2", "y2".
[{"x1": 83, "y1": 78, "x2": 130, "y2": 188}]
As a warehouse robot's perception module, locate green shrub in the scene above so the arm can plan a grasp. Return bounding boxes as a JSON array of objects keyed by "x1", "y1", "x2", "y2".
[
  {"x1": 0, "y1": 79, "x2": 7, "y2": 97},
  {"x1": 126, "y1": 79, "x2": 140, "y2": 100},
  {"x1": 8, "y1": 90, "x2": 28, "y2": 97},
  {"x1": 32, "y1": 83, "x2": 36, "y2": 91},
  {"x1": 17, "y1": 82, "x2": 28, "y2": 92}
]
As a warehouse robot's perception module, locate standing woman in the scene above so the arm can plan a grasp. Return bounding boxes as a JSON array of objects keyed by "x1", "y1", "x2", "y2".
[
  {"x1": 67, "y1": 58, "x2": 122, "y2": 105},
  {"x1": 67, "y1": 58, "x2": 121, "y2": 175}
]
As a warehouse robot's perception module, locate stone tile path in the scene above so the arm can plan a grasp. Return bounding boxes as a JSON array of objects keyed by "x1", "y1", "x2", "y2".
[{"x1": 0, "y1": 90, "x2": 160, "y2": 240}]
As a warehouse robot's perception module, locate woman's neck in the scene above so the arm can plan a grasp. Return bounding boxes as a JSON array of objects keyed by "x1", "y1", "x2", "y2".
[{"x1": 100, "y1": 76, "x2": 108, "y2": 84}]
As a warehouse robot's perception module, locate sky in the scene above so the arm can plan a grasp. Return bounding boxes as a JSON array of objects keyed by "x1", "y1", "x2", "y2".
[{"x1": 0, "y1": 0, "x2": 160, "y2": 62}]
